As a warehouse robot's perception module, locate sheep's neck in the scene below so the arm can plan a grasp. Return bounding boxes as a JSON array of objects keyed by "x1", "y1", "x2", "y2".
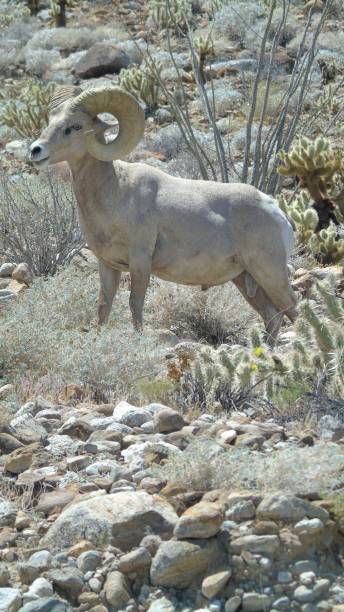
[{"x1": 69, "y1": 154, "x2": 118, "y2": 216}]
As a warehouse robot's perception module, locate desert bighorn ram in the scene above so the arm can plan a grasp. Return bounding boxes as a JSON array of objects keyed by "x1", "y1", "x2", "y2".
[{"x1": 30, "y1": 86, "x2": 297, "y2": 345}]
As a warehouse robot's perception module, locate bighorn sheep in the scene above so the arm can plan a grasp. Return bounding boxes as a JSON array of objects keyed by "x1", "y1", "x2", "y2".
[{"x1": 30, "y1": 86, "x2": 297, "y2": 345}]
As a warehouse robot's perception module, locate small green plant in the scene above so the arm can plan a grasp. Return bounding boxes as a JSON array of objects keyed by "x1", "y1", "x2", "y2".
[
  {"x1": 50, "y1": 0, "x2": 75, "y2": 27},
  {"x1": 119, "y1": 61, "x2": 163, "y2": 113},
  {"x1": 27, "y1": 0, "x2": 40, "y2": 15},
  {"x1": 0, "y1": 80, "x2": 55, "y2": 139},
  {"x1": 192, "y1": 33, "x2": 215, "y2": 83}
]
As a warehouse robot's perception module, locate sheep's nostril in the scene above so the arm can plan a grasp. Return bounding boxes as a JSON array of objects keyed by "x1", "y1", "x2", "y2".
[{"x1": 31, "y1": 145, "x2": 42, "y2": 156}]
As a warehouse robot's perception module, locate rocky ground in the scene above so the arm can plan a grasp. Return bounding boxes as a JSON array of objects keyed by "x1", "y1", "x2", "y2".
[{"x1": 0, "y1": 0, "x2": 344, "y2": 610}]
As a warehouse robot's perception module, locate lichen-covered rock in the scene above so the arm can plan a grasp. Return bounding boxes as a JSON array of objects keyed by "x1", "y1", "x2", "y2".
[
  {"x1": 4, "y1": 447, "x2": 32, "y2": 474},
  {"x1": 257, "y1": 494, "x2": 329, "y2": 523},
  {"x1": 150, "y1": 538, "x2": 226, "y2": 588},
  {"x1": 0, "y1": 588, "x2": 22, "y2": 612},
  {"x1": 42, "y1": 491, "x2": 177, "y2": 551},
  {"x1": 12, "y1": 262, "x2": 33, "y2": 285},
  {"x1": 73, "y1": 43, "x2": 130, "y2": 79},
  {"x1": 153, "y1": 408, "x2": 185, "y2": 433},
  {"x1": 9, "y1": 414, "x2": 48, "y2": 445},
  {"x1": 0, "y1": 262, "x2": 16, "y2": 277}
]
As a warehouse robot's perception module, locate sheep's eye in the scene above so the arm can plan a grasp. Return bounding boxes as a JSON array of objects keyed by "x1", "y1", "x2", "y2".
[
  {"x1": 64, "y1": 127, "x2": 72, "y2": 136},
  {"x1": 73, "y1": 124, "x2": 82, "y2": 131}
]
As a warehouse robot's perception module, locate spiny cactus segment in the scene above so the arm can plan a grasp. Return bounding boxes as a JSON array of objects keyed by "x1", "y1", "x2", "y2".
[
  {"x1": 0, "y1": 81, "x2": 55, "y2": 139},
  {"x1": 50, "y1": 0, "x2": 75, "y2": 27},
  {"x1": 148, "y1": 0, "x2": 192, "y2": 30},
  {"x1": 119, "y1": 61, "x2": 163, "y2": 113}
]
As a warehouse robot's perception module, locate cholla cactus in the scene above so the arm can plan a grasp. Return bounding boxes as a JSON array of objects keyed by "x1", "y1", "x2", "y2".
[
  {"x1": 148, "y1": 0, "x2": 192, "y2": 30},
  {"x1": 192, "y1": 33, "x2": 215, "y2": 83},
  {"x1": 278, "y1": 136, "x2": 344, "y2": 264},
  {"x1": 27, "y1": 0, "x2": 40, "y2": 15},
  {"x1": 0, "y1": 80, "x2": 55, "y2": 138},
  {"x1": 50, "y1": 0, "x2": 75, "y2": 27},
  {"x1": 176, "y1": 281, "x2": 344, "y2": 410},
  {"x1": 119, "y1": 61, "x2": 163, "y2": 112}
]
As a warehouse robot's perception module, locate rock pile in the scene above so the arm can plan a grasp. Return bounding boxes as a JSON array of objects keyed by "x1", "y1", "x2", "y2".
[{"x1": 0, "y1": 397, "x2": 343, "y2": 610}]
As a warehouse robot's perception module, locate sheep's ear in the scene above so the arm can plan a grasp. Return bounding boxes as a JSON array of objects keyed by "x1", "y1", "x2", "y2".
[{"x1": 49, "y1": 85, "x2": 83, "y2": 115}]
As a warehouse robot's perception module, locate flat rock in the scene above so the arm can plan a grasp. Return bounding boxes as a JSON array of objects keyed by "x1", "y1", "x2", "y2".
[
  {"x1": 230, "y1": 534, "x2": 280, "y2": 556},
  {"x1": 0, "y1": 262, "x2": 16, "y2": 277},
  {"x1": 0, "y1": 588, "x2": 22, "y2": 612},
  {"x1": 112, "y1": 400, "x2": 152, "y2": 427},
  {"x1": 5, "y1": 447, "x2": 32, "y2": 474},
  {"x1": 0, "y1": 433, "x2": 23, "y2": 453},
  {"x1": 150, "y1": 538, "x2": 225, "y2": 588},
  {"x1": 73, "y1": 42, "x2": 130, "y2": 79},
  {"x1": 257, "y1": 494, "x2": 329, "y2": 523},
  {"x1": 10, "y1": 414, "x2": 47, "y2": 445},
  {"x1": 19, "y1": 598, "x2": 71, "y2": 612},
  {"x1": 242, "y1": 592, "x2": 271, "y2": 611},
  {"x1": 117, "y1": 546, "x2": 151, "y2": 573},
  {"x1": 48, "y1": 568, "x2": 84, "y2": 604},
  {"x1": 42, "y1": 491, "x2": 177, "y2": 551},
  {"x1": 174, "y1": 501, "x2": 224, "y2": 539}
]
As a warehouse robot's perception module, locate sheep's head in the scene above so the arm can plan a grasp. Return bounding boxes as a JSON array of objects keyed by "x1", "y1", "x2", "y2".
[{"x1": 30, "y1": 86, "x2": 145, "y2": 167}]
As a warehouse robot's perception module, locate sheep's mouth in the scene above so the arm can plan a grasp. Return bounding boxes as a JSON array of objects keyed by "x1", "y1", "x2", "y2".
[{"x1": 32, "y1": 157, "x2": 50, "y2": 168}]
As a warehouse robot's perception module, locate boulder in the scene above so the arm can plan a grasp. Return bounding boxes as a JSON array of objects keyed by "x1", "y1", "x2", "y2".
[
  {"x1": 0, "y1": 588, "x2": 22, "y2": 612},
  {"x1": 112, "y1": 400, "x2": 152, "y2": 427},
  {"x1": 10, "y1": 414, "x2": 48, "y2": 445},
  {"x1": 230, "y1": 534, "x2": 280, "y2": 556},
  {"x1": 42, "y1": 491, "x2": 177, "y2": 551},
  {"x1": 153, "y1": 408, "x2": 185, "y2": 433},
  {"x1": 150, "y1": 538, "x2": 225, "y2": 588},
  {"x1": 202, "y1": 570, "x2": 232, "y2": 599},
  {"x1": 174, "y1": 502, "x2": 224, "y2": 539},
  {"x1": 0, "y1": 263, "x2": 16, "y2": 277},
  {"x1": 73, "y1": 43, "x2": 130, "y2": 79},
  {"x1": 257, "y1": 494, "x2": 329, "y2": 523},
  {"x1": 4, "y1": 447, "x2": 32, "y2": 474},
  {"x1": 12, "y1": 262, "x2": 33, "y2": 285}
]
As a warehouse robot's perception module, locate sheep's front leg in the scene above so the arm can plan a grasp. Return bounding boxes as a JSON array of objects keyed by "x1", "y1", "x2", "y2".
[
  {"x1": 98, "y1": 259, "x2": 121, "y2": 326},
  {"x1": 129, "y1": 248, "x2": 151, "y2": 331}
]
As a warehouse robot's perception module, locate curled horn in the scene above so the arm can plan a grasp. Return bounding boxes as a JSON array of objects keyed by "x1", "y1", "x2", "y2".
[{"x1": 67, "y1": 86, "x2": 145, "y2": 161}]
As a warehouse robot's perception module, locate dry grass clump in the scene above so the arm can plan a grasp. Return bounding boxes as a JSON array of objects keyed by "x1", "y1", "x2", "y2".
[
  {"x1": 25, "y1": 25, "x2": 123, "y2": 53},
  {"x1": 152, "y1": 439, "x2": 344, "y2": 495},
  {"x1": 150, "y1": 282, "x2": 256, "y2": 345},
  {"x1": 0, "y1": 269, "x2": 162, "y2": 402}
]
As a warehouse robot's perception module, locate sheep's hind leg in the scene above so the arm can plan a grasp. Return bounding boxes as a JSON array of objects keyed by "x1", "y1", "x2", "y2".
[
  {"x1": 98, "y1": 260, "x2": 121, "y2": 326},
  {"x1": 232, "y1": 272, "x2": 284, "y2": 347}
]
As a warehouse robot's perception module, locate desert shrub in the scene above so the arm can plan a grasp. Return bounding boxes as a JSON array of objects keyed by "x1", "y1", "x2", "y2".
[
  {"x1": 151, "y1": 282, "x2": 255, "y2": 345},
  {"x1": 0, "y1": 268, "x2": 161, "y2": 401},
  {"x1": 25, "y1": 48, "x2": 61, "y2": 77},
  {"x1": 25, "y1": 26, "x2": 121, "y2": 53},
  {"x1": 152, "y1": 438, "x2": 344, "y2": 495},
  {"x1": 214, "y1": 1, "x2": 265, "y2": 43},
  {"x1": 0, "y1": 171, "x2": 84, "y2": 276}
]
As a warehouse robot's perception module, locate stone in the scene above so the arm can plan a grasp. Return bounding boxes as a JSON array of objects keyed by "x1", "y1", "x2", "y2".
[
  {"x1": 10, "y1": 414, "x2": 47, "y2": 445},
  {"x1": 73, "y1": 43, "x2": 130, "y2": 79},
  {"x1": 174, "y1": 502, "x2": 224, "y2": 539},
  {"x1": 242, "y1": 593, "x2": 271, "y2": 611},
  {"x1": 48, "y1": 568, "x2": 84, "y2": 604},
  {"x1": 28, "y1": 550, "x2": 52, "y2": 571},
  {"x1": 225, "y1": 596, "x2": 241, "y2": 612},
  {"x1": 112, "y1": 401, "x2": 152, "y2": 427},
  {"x1": 230, "y1": 534, "x2": 280, "y2": 556},
  {"x1": 153, "y1": 408, "x2": 185, "y2": 433},
  {"x1": 0, "y1": 262, "x2": 16, "y2": 277},
  {"x1": 201, "y1": 570, "x2": 232, "y2": 599},
  {"x1": 27, "y1": 577, "x2": 53, "y2": 598},
  {"x1": 4, "y1": 447, "x2": 32, "y2": 474},
  {"x1": 58, "y1": 418, "x2": 93, "y2": 440},
  {"x1": 66, "y1": 455, "x2": 91, "y2": 471},
  {"x1": 42, "y1": 491, "x2": 177, "y2": 551},
  {"x1": 293, "y1": 586, "x2": 315, "y2": 603},
  {"x1": 103, "y1": 571, "x2": 131, "y2": 608},
  {"x1": 278, "y1": 571, "x2": 292, "y2": 583},
  {"x1": 148, "y1": 597, "x2": 176, "y2": 611},
  {"x1": 17, "y1": 562, "x2": 40, "y2": 585},
  {"x1": 150, "y1": 539, "x2": 225, "y2": 588},
  {"x1": 117, "y1": 547, "x2": 151, "y2": 573},
  {"x1": 15, "y1": 510, "x2": 31, "y2": 530},
  {"x1": 68, "y1": 540, "x2": 93, "y2": 557},
  {"x1": 19, "y1": 598, "x2": 71, "y2": 611},
  {"x1": 37, "y1": 488, "x2": 78, "y2": 515},
  {"x1": 0, "y1": 433, "x2": 23, "y2": 453},
  {"x1": 256, "y1": 494, "x2": 329, "y2": 523},
  {"x1": 0, "y1": 564, "x2": 9, "y2": 587},
  {"x1": 225, "y1": 500, "x2": 256, "y2": 521},
  {"x1": 0, "y1": 588, "x2": 22, "y2": 612},
  {"x1": 235, "y1": 433, "x2": 265, "y2": 449},
  {"x1": 5, "y1": 140, "x2": 30, "y2": 161},
  {"x1": 219, "y1": 429, "x2": 237, "y2": 445},
  {"x1": 77, "y1": 550, "x2": 101, "y2": 573},
  {"x1": 140, "y1": 534, "x2": 162, "y2": 556},
  {"x1": 0, "y1": 499, "x2": 16, "y2": 527},
  {"x1": 12, "y1": 262, "x2": 33, "y2": 285},
  {"x1": 294, "y1": 518, "x2": 324, "y2": 536},
  {"x1": 272, "y1": 596, "x2": 290, "y2": 610}
]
